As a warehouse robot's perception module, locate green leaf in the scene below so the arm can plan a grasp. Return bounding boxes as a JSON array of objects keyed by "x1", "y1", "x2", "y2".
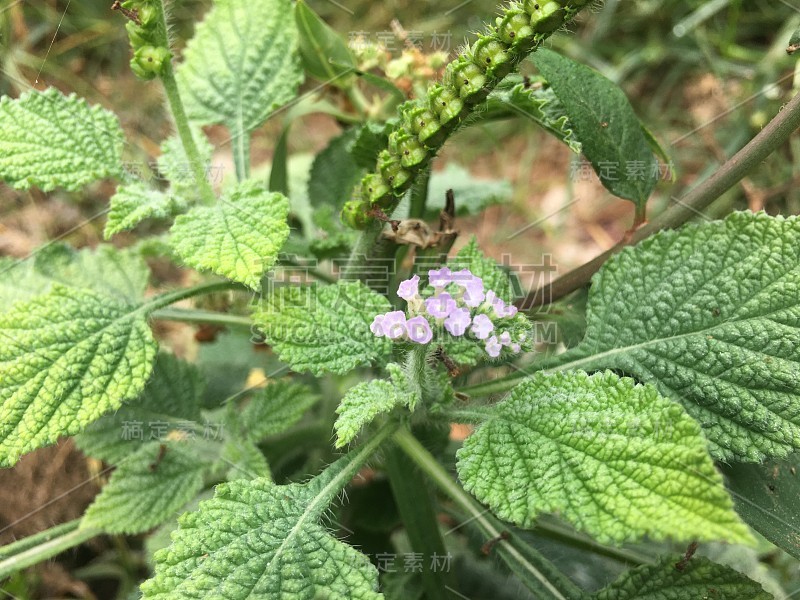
[
  {"x1": 75, "y1": 353, "x2": 204, "y2": 465},
  {"x1": 475, "y1": 76, "x2": 582, "y2": 154},
  {"x1": 308, "y1": 129, "x2": 362, "y2": 209},
  {"x1": 559, "y1": 212, "x2": 800, "y2": 461},
  {"x1": 0, "y1": 243, "x2": 149, "y2": 310},
  {"x1": 105, "y1": 183, "x2": 187, "y2": 238},
  {"x1": 170, "y1": 180, "x2": 290, "y2": 289},
  {"x1": 141, "y1": 454, "x2": 383, "y2": 599},
  {"x1": 450, "y1": 237, "x2": 517, "y2": 302},
  {"x1": 157, "y1": 131, "x2": 215, "y2": 198},
  {"x1": 426, "y1": 164, "x2": 512, "y2": 218},
  {"x1": 0, "y1": 285, "x2": 157, "y2": 466},
  {"x1": 721, "y1": 453, "x2": 800, "y2": 559},
  {"x1": 531, "y1": 49, "x2": 658, "y2": 206},
  {"x1": 592, "y1": 554, "x2": 772, "y2": 599},
  {"x1": 295, "y1": 0, "x2": 356, "y2": 87},
  {"x1": 268, "y1": 126, "x2": 291, "y2": 196},
  {"x1": 348, "y1": 121, "x2": 393, "y2": 169},
  {"x1": 176, "y1": 0, "x2": 303, "y2": 134},
  {"x1": 82, "y1": 441, "x2": 207, "y2": 534},
  {"x1": 252, "y1": 280, "x2": 392, "y2": 376},
  {"x1": 0, "y1": 87, "x2": 124, "y2": 191},
  {"x1": 456, "y1": 371, "x2": 753, "y2": 545},
  {"x1": 218, "y1": 436, "x2": 271, "y2": 481},
  {"x1": 241, "y1": 380, "x2": 320, "y2": 441},
  {"x1": 335, "y1": 364, "x2": 415, "y2": 448}
]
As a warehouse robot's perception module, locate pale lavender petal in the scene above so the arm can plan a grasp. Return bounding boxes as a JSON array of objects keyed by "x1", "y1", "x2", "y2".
[
  {"x1": 428, "y1": 267, "x2": 452, "y2": 288},
  {"x1": 510, "y1": 343, "x2": 521, "y2": 353},
  {"x1": 462, "y1": 277, "x2": 485, "y2": 307},
  {"x1": 406, "y1": 316, "x2": 433, "y2": 344},
  {"x1": 370, "y1": 315, "x2": 385, "y2": 337},
  {"x1": 471, "y1": 314, "x2": 494, "y2": 340},
  {"x1": 425, "y1": 292, "x2": 456, "y2": 319},
  {"x1": 485, "y1": 335, "x2": 502, "y2": 358},
  {"x1": 444, "y1": 307, "x2": 471, "y2": 337},
  {"x1": 397, "y1": 274, "x2": 420, "y2": 301},
  {"x1": 382, "y1": 311, "x2": 408, "y2": 340},
  {"x1": 498, "y1": 331, "x2": 512, "y2": 345}
]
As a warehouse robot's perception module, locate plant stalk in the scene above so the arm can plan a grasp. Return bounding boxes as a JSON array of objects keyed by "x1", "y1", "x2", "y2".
[
  {"x1": 519, "y1": 90, "x2": 800, "y2": 309},
  {"x1": 0, "y1": 522, "x2": 101, "y2": 580},
  {"x1": 150, "y1": 307, "x2": 253, "y2": 329}
]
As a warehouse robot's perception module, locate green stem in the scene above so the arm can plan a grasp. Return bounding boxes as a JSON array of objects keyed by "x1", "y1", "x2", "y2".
[
  {"x1": 341, "y1": 220, "x2": 384, "y2": 281},
  {"x1": 149, "y1": 307, "x2": 253, "y2": 330},
  {"x1": 142, "y1": 280, "x2": 245, "y2": 315},
  {"x1": 519, "y1": 89, "x2": 800, "y2": 309},
  {"x1": 0, "y1": 519, "x2": 82, "y2": 561},
  {"x1": 0, "y1": 522, "x2": 101, "y2": 579},
  {"x1": 394, "y1": 429, "x2": 582, "y2": 600},
  {"x1": 385, "y1": 436, "x2": 454, "y2": 600},
  {"x1": 154, "y1": 1, "x2": 216, "y2": 205},
  {"x1": 233, "y1": 125, "x2": 251, "y2": 182},
  {"x1": 408, "y1": 167, "x2": 432, "y2": 220}
]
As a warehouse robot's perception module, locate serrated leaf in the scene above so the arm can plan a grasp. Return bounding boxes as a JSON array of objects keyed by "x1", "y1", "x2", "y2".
[
  {"x1": 75, "y1": 353, "x2": 204, "y2": 464},
  {"x1": 141, "y1": 453, "x2": 383, "y2": 599},
  {"x1": 0, "y1": 285, "x2": 157, "y2": 466},
  {"x1": 592, "y1": 554, "x2": 772, "y2": 599},
  {"x1": 176, "y1": 0, "x2": 303, "y2": 134},
  {"x1": 0, "y1": 244, "x2": 149, "y2": 310},
  {"x1": 105, "y1": 183, "x2": 188, "y2": 238},
  {"x1": 558, "y1": 212, "x2": 800, "y2": 461},
  {"x1": 426, "y1": 164, "x2": 511, "y2": 218},
  {"x1": 457, "y1": 371, "x2": 753, "y2": 545},
  {"x1": 157, "y1": 132, "x2": 216, "y2": 198},
  {"x1": 218, "y1": 436, "x2": 271, "y2": 481},
  {"x1": 721, "y1": 453, "x2": 800, "y2": 559},
  {"x1": 335, "y1": 364, "x2": 415, "y2": 448},
  {"x1": 475, "y1": 76, "x2": 582, "y2": 154},
  {"x1": 82, "y1": 441, "x2": 207, "y2": 534},
  {"x1": 252, "y1": 280, "x2": 392, "y2": 376},
  {"x1": 0, "y1": 88, "x2": 124, "y2": 191},
  {"x1": 531, "y1": 49, "x2": 658, "y2": 206},
  {"x1": 170, "y1": 180, "x2": 290, "y2": 289},
  {"x1": 241, "y1": 380, "x2": 320, "y2": 441}
]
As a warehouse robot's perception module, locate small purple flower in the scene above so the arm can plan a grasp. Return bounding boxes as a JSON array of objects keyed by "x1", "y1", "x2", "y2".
[
  {"x1": 444, "y1": 307, "x2": 471, "y2": 337},
  {"x1": 370, "y1": 315, "x2": 385, "y2": 336},
  {"x1": 397, "y1": 275, "x2": 420, "y2": 301},
  {"x1": 381, "y1": 311, "x2": 407, "y2": 340},
  {"x1": 510, "y1": 343, "x2": 521, "y2": 353},
  {"x1": 451, "y1": 269, "x2": 485, "y2": 307},
  {"x1": 498, "y1": 331, "x2": 512, "y2": 346},
  {"x1": 471, "y1": 314, "x2": 494, "y2": 340},
  {"x1": 429, "y1": 267, "x2": 452, "y2": 288},
  {"x1": 485, "y1": 290, "x2": 517, "y2": 318},
  {"x1": 406, "y1": 316, "x2": 433, "y2": 344},
  {"x1": 485, "y1": 335, "x2": 502, "y2": 358},
  {"x1": 425, "y1": 292, "x2": 456, "y2": 319}
]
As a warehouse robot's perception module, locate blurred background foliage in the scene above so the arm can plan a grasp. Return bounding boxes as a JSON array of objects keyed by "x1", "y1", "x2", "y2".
[{"x1": 1, "y1": 0, "x2": 800, "y2": 598}]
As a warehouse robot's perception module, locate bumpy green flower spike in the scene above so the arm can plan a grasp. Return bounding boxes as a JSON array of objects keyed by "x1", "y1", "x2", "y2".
[
  {"x1": 342, "y1": 0, "x2": 591, "y2": 229},
  {"x1": 118, "y1": 0, "x2": 172, "y2": 81}
]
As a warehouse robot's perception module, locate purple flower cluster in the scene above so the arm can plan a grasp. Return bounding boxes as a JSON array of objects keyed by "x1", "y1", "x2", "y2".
[{"x1": 370, "y1": 267, "x2": 524, "y2": 358}]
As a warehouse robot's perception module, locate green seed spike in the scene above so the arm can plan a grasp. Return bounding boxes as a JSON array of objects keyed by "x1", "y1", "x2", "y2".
[
  {"x1": 402, "y1": 104, "x2": 446, "y2": 147},
  {"x1": 496, "y1": 7, "x2": 536, "y2": 51},
  {"x1": 362, "y1": 173, "x2": 392, "y2": 207},
  {"x1": 428, "y1": 84, "x2": 465, "y2": 127},
  {"x1": 472, "y1": 35, "x2": 514, "y2": 80},
  {"x1": 388, "y1": 129, "x2": 428, "y2": 169},
  {"x1": 378, "y1": 150, "x2": 413, "y2": 191},
  {"x1": 444, "y1": 57, "x2": 489, "y2": 103},
  {"x1": 526, "y1": 1, "x2": 566, "y2": 33},
  {"x1": 341, "y1": 197, "x2": 371, "y2": 229}
]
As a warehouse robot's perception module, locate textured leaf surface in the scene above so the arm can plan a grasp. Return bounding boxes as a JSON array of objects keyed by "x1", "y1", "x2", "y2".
[
  {"x1": 307, "y1": 129, "x2": 361, "y2": 209},
  {"x1": 83, "y1": 441, "x2": 207, "y2": 534},
  {"x1": 253, "y1": 280, "x2": 392, "y2": 375},
  {"x1": 531, "y1": 50, "x2": 658, "y2": 205},
  {"x1": 335, "y1": 365, "x2": 414, "y2": 448},
  {"x1": 170, "y1": 181, "x2": 290, "y2": 289},
  {"x1": 241, "y1": 380, "x2": 320, "y2": 441},
  {"x1": 176, "y1": 0, "x2": 303, "y2": 133},
  {"x1": 75, "y1": 353, "x2": 204, "y2": 464},
  {"x1": 0, "y1": 286, "x2": 157, "y2": 466},
  {"x1": 0, "y1": 244, "x2": 148, "y2": 310},
  {"x1": 456, "y1": 371, "x2": 752, "y2": 545},
  {"x1": 141, "y1": 456, "x2": 382, "y2": 599},
  {"x1": 450, "y1": 237, "x2": 517, "y2": 302},
  {"x1": 105, "y1": 183, "x2": 187, "y2": 238},
  {"x1": 426, "y1": 164, "x2": 511, "y2": 217},
  {"x1": 559, "y1": 212, "x2": 800, "y2": 461},
  {"x1": 721, "y1": 453, "x2": 800, "y2": 559},
  {"x1": 157, "y1": 131, "x2": 215, "y2": 198},
  {"x1": 0, "y1": 88, "x2": 124, "y2": 191},
  {"x1": 592, "y1": 554, "x2": 772, "y2": 599}
]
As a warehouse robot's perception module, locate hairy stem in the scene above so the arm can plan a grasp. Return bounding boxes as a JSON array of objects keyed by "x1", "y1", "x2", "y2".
[
  {"x1": 154, "y1": 1, "x2": 216, "y2": 205},
  {"x1": 0, "y1": 522, "x2": 101, "y2": 580},
  {"x1": 142, "y1": 280, "x2": 245, "y2": 315},
  {"x1": 150, "y1": 307, "x2": 253, "y2": 329},
  {"x1": 519, "y1": 89, "x2": 800, "y2": 309},
  {"x1": 394, "y1": 428, "x2": 582, "y2": 600}
]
